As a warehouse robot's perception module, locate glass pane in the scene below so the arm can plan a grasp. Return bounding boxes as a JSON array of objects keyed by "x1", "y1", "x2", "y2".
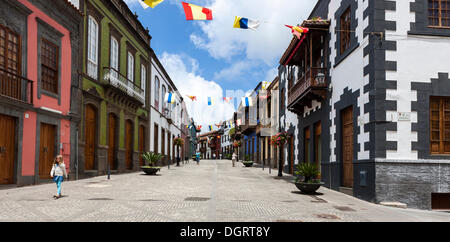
[{"x1": 431, "y1": 141, "x2": 440, "y2": 153}]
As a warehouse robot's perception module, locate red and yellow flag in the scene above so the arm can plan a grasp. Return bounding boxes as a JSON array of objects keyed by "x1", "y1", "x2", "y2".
[{"x1": 182, "y1": 2, "x2": 213, "y2": 21}]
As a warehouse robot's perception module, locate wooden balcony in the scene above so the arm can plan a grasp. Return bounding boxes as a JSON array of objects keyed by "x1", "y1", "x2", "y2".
[
  {"x1": 241, "y1": 118, "x2": 257, "y2": 135},
  {"x1": 287, "y1": 67, "x2": 328, "y2": 115},
  {"x1": 0, "y1": 68, "x2": 33, "y2": 105}
]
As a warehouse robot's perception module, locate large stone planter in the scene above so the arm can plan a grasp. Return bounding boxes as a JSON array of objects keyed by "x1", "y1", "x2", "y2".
[
  {"x1": 243, "y1": 161, "x2": 254, "y2": 167},
  {"x1": 141, "y1": 167, "x2": 161, "y2": 175},
  {"x1": 294, "y1": 182, "x2": 324, "y2": 194}
]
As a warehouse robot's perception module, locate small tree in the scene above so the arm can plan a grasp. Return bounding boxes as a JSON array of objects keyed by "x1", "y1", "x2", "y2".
[{"x1": 271, "y1": 132, "x2": 288, "y2": 177}]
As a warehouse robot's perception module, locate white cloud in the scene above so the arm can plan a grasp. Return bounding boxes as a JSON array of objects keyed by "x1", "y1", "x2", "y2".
[
  {"x1": 160, "y1": 52, "x2": 236, "y2": 132},
  {"x1": 213, "y1": 60, "x2": 256, "y2": 82},
  {"x1": 189, "y1": 0, "x2": 316, "y2": 64}
]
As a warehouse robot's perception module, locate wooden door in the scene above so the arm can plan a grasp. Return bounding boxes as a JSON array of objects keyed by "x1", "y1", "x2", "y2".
[
  {"x1": 39, "y1": 123, "x2": 56, "y2": 179},
  {"x1": 108, "y1": 114, "x2": 117, "y2": 170},
  {"x1": 342, "y1": 106, "x2": 354, "y2": 188},
  {"x1": 154, "y1": 124, "x2": 158, "y2": 154},
  {"x1": 161, "y1": 129, "x2": 165, "y2": 163},
  {"x1": 289, "y1": 135, "x2": 294, "y2": 174},
  {"x1": 138, "y1": 125, "x2": 145, "y2": 166},
  {"x1": 315, "y1": 122, "x2": 322, "y2": 178},
  {"x1": 167, "y1": 132, "x2": 171, "y2": 163},
  {"x1": 85, "y1": 105, "x2": 96, "y2": 170},
  {"x1": 125, "y1": 120, "x2": 133, "y2": 170},
  {"x1": 0, "y1": 114, "x2": 16, "y2": 184}
]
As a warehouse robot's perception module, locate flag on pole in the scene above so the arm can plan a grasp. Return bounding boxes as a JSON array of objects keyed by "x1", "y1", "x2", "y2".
[
  {"x1": 140, "y1": 0, "x2": 164, "y2": 9},
  {"x1": 233, "y1": 16, "x2": 260, "y2": 30},
  {"x1": 285, "y1": 25, "x2": 309, "y2": 39},
  {"x1": 186, "y1": 95, "x2": 197, "y2": 101},
  {"x1": 242, "y1": 97, "x2": 252, "y2": 107},
  {"x1": 165, "y1": 93, "x2": 176, "y2": 104},
  {"x1": 207, "y1": 97, "x2": 214, "y2": 106},
  {"x1": 182, "y1": 2, "x2": 213, "y2": 21},
  {"x1": 223, "y1": 97, "x2": 232, "y2": 103},
  {"x1": 209, "y1": 125, "x2": 213, "y2": 131}
]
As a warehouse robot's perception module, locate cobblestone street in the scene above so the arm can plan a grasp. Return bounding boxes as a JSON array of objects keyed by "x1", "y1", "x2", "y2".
[{"x1": 0, "y1": 160, "x2": 449, "y2": 222}]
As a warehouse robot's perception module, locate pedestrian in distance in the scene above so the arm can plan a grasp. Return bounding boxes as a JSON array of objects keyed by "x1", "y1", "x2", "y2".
[
  {"x1": 232, "y1": 152, "x2": 237, "y2": 167},
  {"x1": 50, "y1": 155, "x2": 68, "y2": 199},
  {"x1": 196, "y1": 152, "x2": 200, "y2": 165}
]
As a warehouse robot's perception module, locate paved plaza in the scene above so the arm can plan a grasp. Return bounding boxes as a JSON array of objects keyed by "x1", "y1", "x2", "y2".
[{"x1": 0, "y1": 160, "x2": 449, "y2": 222}]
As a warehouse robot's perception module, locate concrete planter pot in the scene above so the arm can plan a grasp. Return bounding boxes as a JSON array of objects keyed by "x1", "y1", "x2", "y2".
[
  {"x1": 243, "y1": 161, "x2": 254, "y2": 167},
  {"x1": 294, "y1": 182, "x2": 324, "y2": 194},
  {"x1": 141, "y1": 167, "x2": 161, "y2": 175}
]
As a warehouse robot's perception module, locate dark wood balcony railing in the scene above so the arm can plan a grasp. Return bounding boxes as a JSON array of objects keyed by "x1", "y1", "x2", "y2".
[
  {"x1": 103, "y1": 67, "x2": 145, "y2": 104},
  {"x1": 288, "y1": 67, "x2": 327, "y2": 109},
  {"x1": 0, "y1": 68, "x2": 33, "y2": 104}
]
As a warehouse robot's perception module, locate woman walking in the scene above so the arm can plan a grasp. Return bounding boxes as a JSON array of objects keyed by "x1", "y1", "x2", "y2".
[{"x1": 50, "y1": 155, "x2": 68, "y2": 199}]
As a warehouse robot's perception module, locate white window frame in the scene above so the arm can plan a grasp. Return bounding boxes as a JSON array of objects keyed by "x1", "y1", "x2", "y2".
[
  {"x1": 127, "y1": 52, "x2": 134, "y2": 82},
  {"x1": 87, "y1": 16, "x2": 99, "y2": 79}
]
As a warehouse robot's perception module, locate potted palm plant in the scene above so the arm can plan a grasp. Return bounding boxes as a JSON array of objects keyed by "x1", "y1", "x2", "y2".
[
  {"x1": 294, "y1": 162, "x2": 324, "y2": 194},
  {"x1": 243, "y1": 154, "x2": 254, "y2": 167},
  {"x1": 141, "y1": 152, "x2": 164, "y2": 175}
]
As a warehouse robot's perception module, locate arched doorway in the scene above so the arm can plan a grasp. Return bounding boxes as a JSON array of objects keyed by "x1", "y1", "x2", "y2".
[
  {"x1": 85, "y1": 104, "x2": 97, "y2": 171},
  {"x1": 108, "y1": 113, "x2": 118, "y2": 170},
  {"x1": 125, "y1": 120, "x2": 133, "y2": 170}
]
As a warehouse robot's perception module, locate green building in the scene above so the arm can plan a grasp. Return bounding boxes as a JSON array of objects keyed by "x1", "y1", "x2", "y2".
[{"x1": 76, "y1": 0, "x2": 151, "y2": 177}]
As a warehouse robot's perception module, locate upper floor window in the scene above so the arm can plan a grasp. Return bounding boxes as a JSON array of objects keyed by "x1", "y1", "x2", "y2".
[
  {"x1": 87, "y1": 16, "x2": 99, "y2": 79},
  {"x1": 154, "y1": 76, "x2": 160, "y2": 109},
  {"x1": 162, "y1": 85, "x2": 167, "y2": 110},
  {"x1": 340, "y1": 8, "x2": 351, "y2": 54},
  {"x1": 41, "y1": 39, "x2": 59, "y2": 94},
  {"x1": 428, "y1": 0, "x2": 450, "y2": 27},
  {"x1": 127, "y1": 52, "x2": 134, "y2": 82},
  {"x1": 430, "y1": 97, "x2": 450, "y2": 154},
  {"x1": 110, "y1": 37, "x2": 119, "y2": 71},
  {"x1": 0, "y1": 24, "x2": 20, "y2": 75}
]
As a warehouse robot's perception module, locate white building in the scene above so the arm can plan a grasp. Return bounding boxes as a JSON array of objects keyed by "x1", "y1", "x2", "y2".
[
  {"x1": 149, "y1": 50, "x2": 187, "y2": 165},
  {"x1": 278, "y1": 0, "x2": 450, "y2": 210}
]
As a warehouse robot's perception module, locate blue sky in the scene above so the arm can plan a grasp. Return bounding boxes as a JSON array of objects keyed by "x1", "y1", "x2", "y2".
[{"x1": 124, "y1": 0, "x2": 315, "y2": 128}]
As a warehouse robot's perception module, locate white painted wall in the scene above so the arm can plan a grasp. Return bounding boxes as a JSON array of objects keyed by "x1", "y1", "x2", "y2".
[{"x1": 384, "y1": 0, "x2": 450, "y2": 160}]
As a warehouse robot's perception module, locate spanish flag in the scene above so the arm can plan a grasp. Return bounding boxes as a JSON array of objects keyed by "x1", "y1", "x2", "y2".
[
  {"x1": 182, "y1": 2, "x2": 213, "y2": 21},
  {"x1": 140, "y1": 0, "x2": 164, "y2": 9},
  {"x1": 233, "y1": 16, "x2": 260, "y2": 30}
]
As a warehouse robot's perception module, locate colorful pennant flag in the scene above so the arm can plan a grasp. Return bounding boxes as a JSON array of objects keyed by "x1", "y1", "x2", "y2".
[
  {"x1": 236, "y1": 119, "x2": 242, "y2": 126},
  {"x1": 207, "y1": 97, "x2": 214, "y2": 106},
  {"x1": 186, "y1": 95, "x2": 197, "y2": 101},
  {"x1": 229, "y1": 120, "x2": 233, "y2": 128},
  {"x1": 197, "y1": 125, "x2": 202, "y2": 130},
  {"x1": 285, "y1": 25, "x2": 309, "y2": 39},
  {"x1": 223, "y1": 97, "x2": 233, "y2": 103},
  {"x1": 182, "y1": 2, "x2": 213, "y2": 21},
  {"x1": 242, "y1": 97, "x2": 252, "y2": 107},
  {"x1": 140, "y1": 0, "x2": 164, "y2": 9},
  {"x1": 165, "y1": 93, "x2": 176, "y2": 104},
  {"x1": 209, "y1": 125, "x2": 213, "y2": 131},
  {"x1": 233, "y1": 16, "x2": 260, "y2": 30},
  {"x1": 215, "y1": 124, "x2": 221, "y2": 128}
]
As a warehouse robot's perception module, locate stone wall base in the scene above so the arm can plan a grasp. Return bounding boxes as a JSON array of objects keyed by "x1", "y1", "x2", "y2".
[{"x1": 375, "y1": 161, "x2": 450, "y2": 210}]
